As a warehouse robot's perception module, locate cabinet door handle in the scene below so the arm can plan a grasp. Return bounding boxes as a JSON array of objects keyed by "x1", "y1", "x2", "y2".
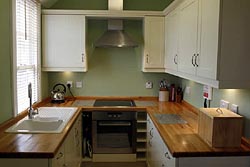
[
  {"x1": 174, "y1": 54, "x2": 178, "y2": 64},
  {"x1": 148, "y1": 139, "x2": 152, "y2": 147},
  {"x1": 149, "y1": 128, "x2": 153, "y2": 137},
  {"x1": 56, "y1": 152, "x2": 64, "y2": 160},
  {"x1": 165, "y1": 152, "x2": 171, "y2": 159},
  {"x1": 146, "y1": 54, "x2": 149, "y2": 63},
  {"x1": 192, "y1": 54, "x2": 196, "y2": 67},
  {"x1": 82, "y1": 53, "x2": 84, "y2": 62},
  {"x1": 195, "y1": 53, "x2": 199, "y2": 67}
]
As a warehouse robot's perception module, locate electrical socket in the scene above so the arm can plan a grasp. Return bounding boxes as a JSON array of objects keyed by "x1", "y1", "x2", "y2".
[
  {"x1": 146, "y1": 81, "x2": 153, "y2": 89},
  {"x1": 220, "y1": 100, "x2": 230, "y2": 109},
  {"x1": 185, "y1": 86, "x2": 191, "y2": 95},
  {"x1": 231, "y1": 104, "x2": 239, "y2": 113},
  {"x1": 66, "y1": 81, "x2": 73, "y2": 88}
]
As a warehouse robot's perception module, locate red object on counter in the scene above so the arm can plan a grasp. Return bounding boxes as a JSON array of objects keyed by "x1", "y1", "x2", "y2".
[{"x1": 169, "y1": 84, "x2": 175, "y2": 102}]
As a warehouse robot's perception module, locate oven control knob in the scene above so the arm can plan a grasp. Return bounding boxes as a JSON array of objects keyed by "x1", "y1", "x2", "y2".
[
  {"x1": 113, "y1": 115, "x2": 117, "y2": 118},
  {"x1": 117, "y1": 115, "x2": 121, "y2": 118},
  {"x1": 108, "y1": 115, "x2": 112, "y2": 118}
]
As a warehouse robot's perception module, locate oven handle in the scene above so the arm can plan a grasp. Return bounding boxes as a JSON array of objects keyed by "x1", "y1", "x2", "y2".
[{"x1": 98, "y1": 121, "x2": 131, "y2": 126}]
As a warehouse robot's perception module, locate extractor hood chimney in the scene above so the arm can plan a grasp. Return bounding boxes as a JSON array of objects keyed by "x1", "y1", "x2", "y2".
[{"x1": 94, "y1": 0, "x2": 138, "y2": 48}]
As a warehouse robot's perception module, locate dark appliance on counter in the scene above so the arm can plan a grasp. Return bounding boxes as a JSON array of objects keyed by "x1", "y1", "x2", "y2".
[
  {"x1": 92, "y1": 99, "x2": 137, "y2": 154},
  {"x1": 82, "y1": 112, "x2": 92, "y2": 158}
]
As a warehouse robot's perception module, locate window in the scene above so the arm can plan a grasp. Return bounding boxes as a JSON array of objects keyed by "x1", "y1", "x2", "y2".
[{"x1": 13, "y1": 0, "x2": 41, "y2": 114}]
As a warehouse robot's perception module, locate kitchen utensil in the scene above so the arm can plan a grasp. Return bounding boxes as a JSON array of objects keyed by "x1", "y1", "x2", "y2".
[{"x1": 51, "y1": 83, "x2": 66, "y2": 103}]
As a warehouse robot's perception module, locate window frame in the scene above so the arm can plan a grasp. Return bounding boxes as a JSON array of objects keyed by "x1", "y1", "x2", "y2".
[{"x1": 12, "y1": 0, "x2": 41, "y2": 116}]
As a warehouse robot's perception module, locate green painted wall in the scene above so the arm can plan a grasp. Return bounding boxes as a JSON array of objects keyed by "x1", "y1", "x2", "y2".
[
  {"x1": 45, "y1": 0, "x2": 179, "y2": 97},
  {"x1": 181, "y1": 79, "x2": 250, "y2": 138},
  {"x1": 47, "y1": 19, "x2": 179, "y2": 96},
  {"x1": 0, "y1": 0, "x2": 13, "y2": 123}
]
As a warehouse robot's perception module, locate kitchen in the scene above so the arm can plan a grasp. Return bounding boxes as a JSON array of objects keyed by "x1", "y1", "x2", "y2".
[{"x1": 1, "y1": 0, "x2": 250, "y2": 166}]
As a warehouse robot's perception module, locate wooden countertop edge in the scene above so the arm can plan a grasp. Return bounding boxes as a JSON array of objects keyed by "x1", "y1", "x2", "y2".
[
  {"x1": 146, "y1": 102, "x2": 250, "y2": 157},
  {"x1": 1, "y1": 97, "x2": 250, "y2": 158},
  {"x1": 0, "y1": 106, "x2": 82, "y2": 158}
]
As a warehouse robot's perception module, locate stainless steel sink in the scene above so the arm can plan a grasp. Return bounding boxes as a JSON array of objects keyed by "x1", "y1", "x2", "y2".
[{"x1": 6, "y1": 107, "x2": 77, "y2": 133}]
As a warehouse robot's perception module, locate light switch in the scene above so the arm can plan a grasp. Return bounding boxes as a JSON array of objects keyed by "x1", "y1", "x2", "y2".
[{"x1": 76, "y1": 81, "x2": 82, "y2": 88}]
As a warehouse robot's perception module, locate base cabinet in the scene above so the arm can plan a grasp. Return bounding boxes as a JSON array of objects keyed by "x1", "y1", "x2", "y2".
[
  {"x1": 147, "y1": 115, "x2": 176, "y2": 167},
  {"x1": 146, "y1": 115, "x2": 250, "y2": 167}
]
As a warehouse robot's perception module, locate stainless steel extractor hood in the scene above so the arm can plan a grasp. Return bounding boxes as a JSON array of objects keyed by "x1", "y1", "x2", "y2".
[{"x1": 94, "y1": 0, "x2": 138, "y2": 48}]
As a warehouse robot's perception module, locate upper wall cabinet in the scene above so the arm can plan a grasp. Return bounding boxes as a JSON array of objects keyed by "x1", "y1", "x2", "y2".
[
  {"x1": 165, "y1": 7, "x2": 180, "y2": 73},
  {"x1": 42, "y1": 15, "x2": 87, "y2": 72},
  {"x1": 142, "y1": 16, "x2": 165, "y2": 72},
  {"x1": 165, "y1": 0, "x2": 250, "y2": 88}
]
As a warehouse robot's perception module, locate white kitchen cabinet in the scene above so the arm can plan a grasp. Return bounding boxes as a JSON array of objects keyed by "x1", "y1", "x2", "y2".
[
  {"x1": 178, "y1": 0, "x2": 199, "y2": 76},
  {"x1": 52, "y1": 115, "x2": 82, "y2": 167},
  {"x1": 64, "y1": 115, "x2": 82, "y2": 167},
  {"x1": 178, "y1": 0, "x2": 219, "y2": 81},
  {"x1": 42, "y1": 15, "x2": 87, "y2": 72},
  {"x1": 162, "y1": 140, "x2": 176, "y2": 167},
  {"x1": 142, "y1": 16, "x2": 165, "y2": 72},
  {"x1": 147, "y1": 116, "x2": 153, "y2": 167},
  {"x1": 165, "y1": 7, "x2": 180, "y2": 73},
  {"x1": 147, "y1": 115, "x2": 176, "y2": 167},
  {"x1": 165, "y1": 0, "x2": 250, "y2": 88},
  {"x1": 51, "y1": 142, "x2": 65, "y2": 167}
]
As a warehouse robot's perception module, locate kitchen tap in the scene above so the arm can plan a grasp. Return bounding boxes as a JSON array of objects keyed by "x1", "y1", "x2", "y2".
[{"x1": 28, "y1": 83, "x2": 38, "y2": 119}]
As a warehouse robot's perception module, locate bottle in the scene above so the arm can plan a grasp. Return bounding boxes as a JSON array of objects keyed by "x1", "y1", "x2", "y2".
[{"x1": 169, "y1": 84, "x2": 175, "y2": 102}]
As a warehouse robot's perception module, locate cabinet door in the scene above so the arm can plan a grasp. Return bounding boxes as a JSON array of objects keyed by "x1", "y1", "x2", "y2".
[
  {"x1": 196, "y1": 0, "x2": 219, "y2": 80},
  {"x1": 147, "y1": 116, "x2": 154, "y2": 167},
  {"x1": 178, "y1": 0, "x2": 199, "y2": 75},
  {"x1": 74, "y1": 116, "x2": 82, "y2": 167},
  {"x1": 152, "y1": 125, "x2": 164, "y2": 167},
  {"x1": 64, "y1": 116, "x2": 82, "y2": 167},
  {"x1": 165, "y1": 8, "x2": 179, "y2": 72},
  {"x1": 51, "y1": 143, "x2": 65, "y2": 167},
  {"x1": 42, "y1": 15, "x2": 87, "y2": 72},
  {"x1": 162, "y1": 141, "x2": 176, "y2": 167},
  {"x1": 143, "y1": 16, "x2": 165, "y2": 72},
  {"x1": 64, "y1": 125, "x2": 76, "y2": 167}
]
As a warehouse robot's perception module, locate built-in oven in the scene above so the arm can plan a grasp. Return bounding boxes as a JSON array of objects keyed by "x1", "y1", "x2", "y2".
[
  {"x1": 92, "y1": 99, "x2": 137, "y2": 155},
  {"x1": 92, "y1": 111, "x2": 137, "y2": 154}
]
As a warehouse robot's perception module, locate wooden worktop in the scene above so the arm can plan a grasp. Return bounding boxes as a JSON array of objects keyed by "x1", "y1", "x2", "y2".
[{"x1": 0, "y1": 97, "x2": 250, "y2": 158}]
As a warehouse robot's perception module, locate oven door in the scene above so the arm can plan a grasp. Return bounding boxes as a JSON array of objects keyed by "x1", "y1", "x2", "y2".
[{"x1": 92, "y1": 120, "x2": 136, "y2": 154}]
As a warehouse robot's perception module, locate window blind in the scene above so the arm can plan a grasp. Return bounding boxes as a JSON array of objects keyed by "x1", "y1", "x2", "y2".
[{"x1": 15, "y1": 0, "x2": 40, "y2": 114}]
